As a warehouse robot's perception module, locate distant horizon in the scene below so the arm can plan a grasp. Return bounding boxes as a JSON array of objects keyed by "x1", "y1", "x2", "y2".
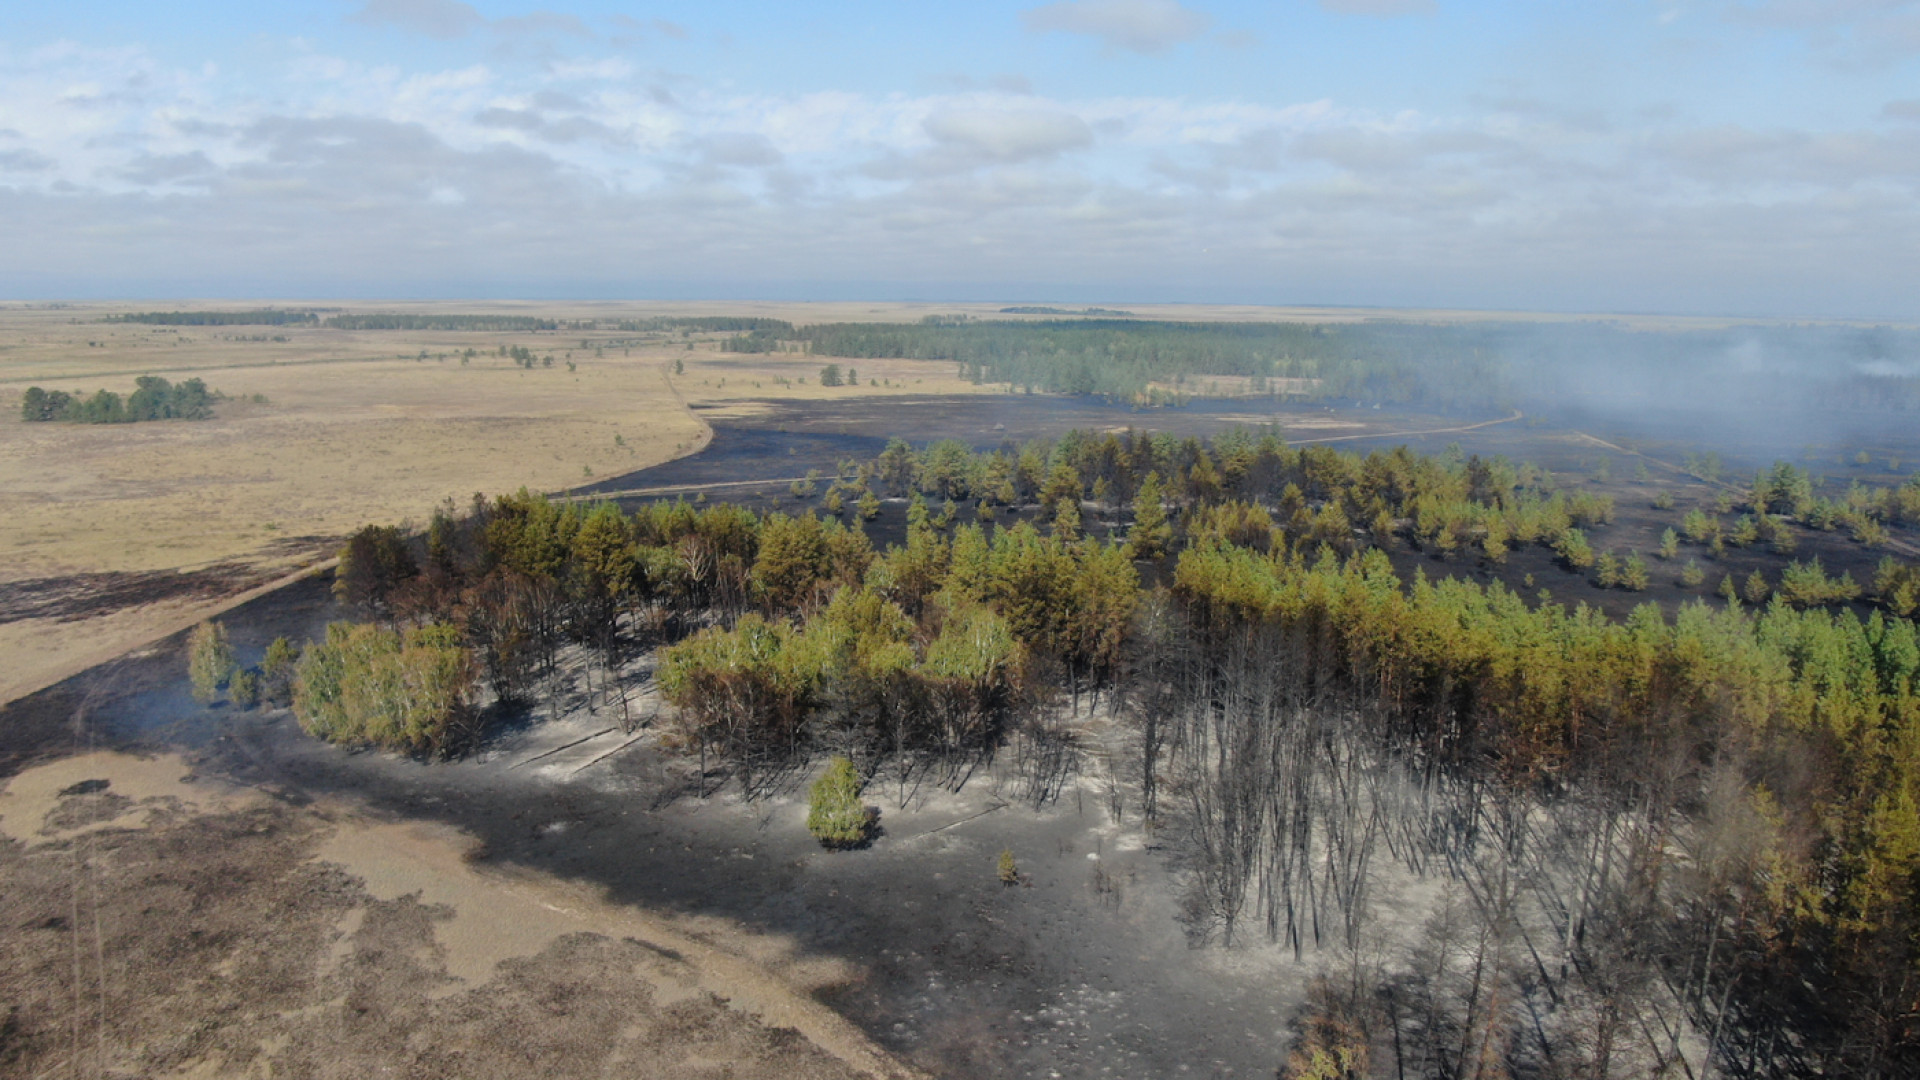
[{"x1": 6, "y1": 295, "x2": 1915, "y2": 329}]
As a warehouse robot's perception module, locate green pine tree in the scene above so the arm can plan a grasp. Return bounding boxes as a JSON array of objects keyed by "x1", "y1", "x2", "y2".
[
  {"x1": 1127, "y1": 472, "x2": 1172, "y2": 559},
  {"x1": 807, "y1": 757, "x2": 870, "y2": 849},
  {"x1": 187, "y1": 621, "x2": 235, "y2": 704}
]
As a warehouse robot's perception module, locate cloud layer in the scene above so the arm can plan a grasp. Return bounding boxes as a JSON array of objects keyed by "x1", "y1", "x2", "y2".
[
  {"x1": 1022, "y1": 0, "x2": 1212, "y2": 53},
  {"x1": 0, "y1": 5, "x2": 1915, "y2": 316}
]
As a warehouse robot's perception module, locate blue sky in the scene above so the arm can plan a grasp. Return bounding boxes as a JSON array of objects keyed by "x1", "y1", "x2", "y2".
[{"x1": 2, "y1": 1, "x2": 1918, "y2": 316}]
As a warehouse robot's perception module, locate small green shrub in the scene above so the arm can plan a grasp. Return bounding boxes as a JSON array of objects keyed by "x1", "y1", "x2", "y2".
[
  {"x1": 1620, "y1": 552, "x2": 1650, "y2": 591},
  {"x1": 807, "y1": 757, "x2": 870, "y2": 849},
  {"x1": 229, "y1": 667, "x2": 259, "y2": 709},
  {"x1": 998, "y1": 848, "x2": 1019, "y2": 886},
  {"x1": 1555, "y1": 528, "x2": 1594, "y2": 570},
  {"x1": 261, "y1": 636, "x2": 299, "y2": 704}
]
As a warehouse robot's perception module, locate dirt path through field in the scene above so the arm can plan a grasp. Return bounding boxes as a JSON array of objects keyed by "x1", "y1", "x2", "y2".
[{"x1": 1287, "y1": 408, "x2": 1525, "y2": 444}]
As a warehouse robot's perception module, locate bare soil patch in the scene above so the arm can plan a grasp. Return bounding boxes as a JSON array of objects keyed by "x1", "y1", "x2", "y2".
[{"x1": 0, "y1": 749, "x2": 918, "y2": 1080}]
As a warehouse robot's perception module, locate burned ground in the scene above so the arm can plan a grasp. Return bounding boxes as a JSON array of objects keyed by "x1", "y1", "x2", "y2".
[
  {"x1": 4, "y1": 389, "x2": 1918, "y2": 1079},
  {"x1": 590, "y1": 393, "x2": 1915, "y2": 622}
]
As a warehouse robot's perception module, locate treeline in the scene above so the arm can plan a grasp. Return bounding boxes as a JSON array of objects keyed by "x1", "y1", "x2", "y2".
[
  {"x1": 609, "y1": 316, "x2": 794, "y2": 338},
  {"x1": 311, "y1": 487, "x2": 1133, "y2": 767},
  {"x1": 312, "y1": 313, "x2": 792, "y2": 335},
  {"x1": 766, "y1": 317, "x2": 1920, "y2": 414},
  {"x1": 788, "y1": 319, "x2": 1512, "y2": 404},
  {"x1": 21, "y1": 376, "x2": 216, "y2": 423},
  {"x1": 321, "y1": 314, "x2": 559, "y2": 332},
  {"x1": 105, "y1": 309, "x2": 318, "y2": 326}
]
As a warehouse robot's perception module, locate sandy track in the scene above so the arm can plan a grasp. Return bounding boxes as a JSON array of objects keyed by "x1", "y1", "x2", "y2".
[{"x1": 1287, "y1": 408, "x2": 1525, "y2": 445}]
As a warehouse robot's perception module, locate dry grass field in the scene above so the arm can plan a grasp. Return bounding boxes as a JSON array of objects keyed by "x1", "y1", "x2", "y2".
[{"x1": 0, "y1": 302, "x2": 996, "y2": 707}]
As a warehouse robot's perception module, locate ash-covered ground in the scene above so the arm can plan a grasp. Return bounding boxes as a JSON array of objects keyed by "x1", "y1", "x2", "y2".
[{"x1": 6, "y1": 389, "x2": 1918, "y2": 1077}]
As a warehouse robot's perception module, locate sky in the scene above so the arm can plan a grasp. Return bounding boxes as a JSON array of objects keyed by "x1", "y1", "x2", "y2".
[{"x1": 1, "y1": 1, "x2": 1917, "y2": 316}]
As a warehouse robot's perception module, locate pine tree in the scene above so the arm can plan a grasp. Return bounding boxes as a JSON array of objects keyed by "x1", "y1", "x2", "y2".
[
  {"x1": 1127, "y1": 472, "x2": 1172, "y2": 559},
  {"x1": 188, "y1": 621, "x2": 234, "y2": 704},
  {"x1": 1595, "y1": 551, "x2": 1621, "y2": 588},
  {"x1": 1053, "y1": 498, "x2": 1082, "y2": 541},
  {"x1": 1621, "y1": 551, "x2": 1650, "y2": 591},
  {"x1": 1556, "y1": 528, "x2": 1595, "y2": 570},
  {"x1": 261, "y1": 636, "x2": 300, "y2": 703},
  {"x1": 229, "y1": 667, "x2": 259, "y2": 709}
]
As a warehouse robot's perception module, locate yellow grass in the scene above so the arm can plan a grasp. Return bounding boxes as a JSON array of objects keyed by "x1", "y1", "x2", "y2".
[
  {"x1": 4, "y1": 358, "x2": 709, "y2": 580},
  {"x1": 0, "y1": 302, "x2": 998, "y2": 706},
  {"x1": 673, "y1": 351, "x2": 988, "y2": 414}
]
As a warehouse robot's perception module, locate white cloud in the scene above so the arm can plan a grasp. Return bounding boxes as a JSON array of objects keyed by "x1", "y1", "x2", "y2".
[
  {"x1": 924, "y1": 108, "x2": 1095, "y2": 161},
  {"x1": 1727, "y1": 0, "x2": 1920, "y2": 61},
  {"x1": 1, "y1": 32, "x2": 1918, "y2": 316},
  {"x1": 1022, "y1": 0, "x2": 1211, "y2": 54},
  {"x1": 699, "y1": 132, "x2": 783, "y2": 168},
  {"x1": 348, "y1": 0, "x2": 484, "y2": 40},
  {"x1": 349, "y1": 2, "x2": 609, "y2": 44},
  {"x1": 0, "y1": 148, "x2": 56, "y2": 172}
]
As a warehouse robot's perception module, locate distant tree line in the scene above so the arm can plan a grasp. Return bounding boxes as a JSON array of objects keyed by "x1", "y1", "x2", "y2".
[
  {"x1": 105, "y1": 309, "x2": 319, "y2": 326},
  {"x1": 21, "y1": 376, "x2": 217, "y2": 423},
  {"x1": 784, "y1": 319, "x2": 1515, "y2": 404},
  {"x1": 710, "y1": 318, "x2": 1920, "y2": 415},
  {"x1": 322, "y1": 314, "x2": 559, "y2": 332}
]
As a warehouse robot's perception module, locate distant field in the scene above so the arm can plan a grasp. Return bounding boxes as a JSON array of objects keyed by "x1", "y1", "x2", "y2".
[{"x1": 0, "y1": 302, "x2": 990, "y2": 706}]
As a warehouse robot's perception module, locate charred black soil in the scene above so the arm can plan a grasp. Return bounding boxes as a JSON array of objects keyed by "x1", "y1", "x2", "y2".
[
  {"x1": 5, "y1": 390, "x2": 1917, "y2": 1079},
  {"x1": 0, "y1": 561, "x2": 297, "y2": 624},
  {"x1": 0, "y1": 574, "x2": 1312, "y2": 1079},
  {"x1": 580, "y1": 393, "x2": 1912, "y2": 622}
]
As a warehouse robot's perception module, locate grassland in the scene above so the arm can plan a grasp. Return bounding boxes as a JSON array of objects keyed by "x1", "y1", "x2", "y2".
[{"x1": 0, "y1": 302, "x2": 990, "y2": 706}]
